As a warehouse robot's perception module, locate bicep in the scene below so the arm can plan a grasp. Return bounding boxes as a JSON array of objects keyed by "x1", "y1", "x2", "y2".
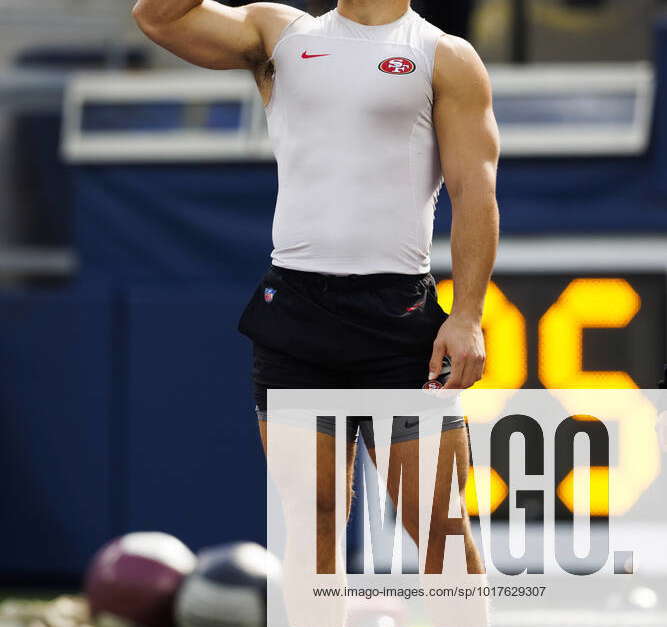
[
  {"x1": 433, "y1": 38, "x2": 500, "y2": 203},
  {"x1": 137, "y1": 1, "x2": 275, "y2": 71}
]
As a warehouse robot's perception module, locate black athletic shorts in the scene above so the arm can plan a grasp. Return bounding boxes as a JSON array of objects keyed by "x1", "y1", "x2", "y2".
[{"x1": 238, "y1": 265, "x2": 465, "y2": 445}]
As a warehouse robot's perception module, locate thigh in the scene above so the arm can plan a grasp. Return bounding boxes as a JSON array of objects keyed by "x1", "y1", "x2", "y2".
[
  {"x1": 366, "y1": 426, "x2": 471, "y2": 511},
  {"x1": 260, "y1": 423, "x2": 358, "y2": 516}
]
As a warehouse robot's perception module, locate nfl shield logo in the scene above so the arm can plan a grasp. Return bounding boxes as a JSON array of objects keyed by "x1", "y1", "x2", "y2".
[{"x1": 264, "y1": 287, "x2": 277, "y2": 303}]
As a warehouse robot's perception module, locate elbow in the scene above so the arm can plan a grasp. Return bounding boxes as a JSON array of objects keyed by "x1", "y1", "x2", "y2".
[
  {"x1": 131, "y1": 3, "x2": 144, "y2": 22},
  {"x1": 131, "y1": 4, "x2": 148, "y2": 29},
  {"x1": 131, "y1": 4, "x2": 158, "y2": 32}
]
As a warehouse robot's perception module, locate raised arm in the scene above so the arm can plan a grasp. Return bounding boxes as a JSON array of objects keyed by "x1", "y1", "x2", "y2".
[
  {"x1": 429, "y1": 36, "x2": 500, "y2": 390},
  {"x1": 132, "y1": 0, "x2": 303, "y2": 71}
]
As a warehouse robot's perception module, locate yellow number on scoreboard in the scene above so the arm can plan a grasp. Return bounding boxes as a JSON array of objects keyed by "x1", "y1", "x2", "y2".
[
  {"x1": 538, "y1": 278, "x2": 641, "y2": 389},
  {"x1": 436, "y1": 277, "x2": 655, "y2": 516}
]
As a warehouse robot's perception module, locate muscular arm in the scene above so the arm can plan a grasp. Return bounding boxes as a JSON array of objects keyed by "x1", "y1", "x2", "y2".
[
  {"x1": 429, "y1": 36, "x2": 500, "y2": 389},
  {"x1": 132, "y1": 0, "x2": 302, "y2": 71}
]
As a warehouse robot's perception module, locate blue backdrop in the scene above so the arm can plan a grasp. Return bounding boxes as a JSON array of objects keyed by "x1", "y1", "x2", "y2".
[{"x1": 2, "y1": 18, "x2": 667, "y2": 585}]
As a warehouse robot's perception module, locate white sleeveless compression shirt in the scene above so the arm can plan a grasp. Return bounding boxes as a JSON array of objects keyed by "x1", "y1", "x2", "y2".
[{"x1": 266, "y1": 8, "x2": 445, "y2": 275}]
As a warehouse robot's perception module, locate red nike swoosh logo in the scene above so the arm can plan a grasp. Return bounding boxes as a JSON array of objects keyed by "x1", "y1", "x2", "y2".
[{"x1": 301, "y1": 51, "x2": 331, "y2": 59}]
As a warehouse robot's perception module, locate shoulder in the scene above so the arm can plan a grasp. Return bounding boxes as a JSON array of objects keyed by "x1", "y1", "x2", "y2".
[
  {"x1": 244, "y1": 2, "x2": 308, "y2": 55},
  {"x1": 244, "y1": 1, "x2": 305, "y2": 24},
  {"x1": 433, "y1": 35, "x2": 492, "y2": 105}
]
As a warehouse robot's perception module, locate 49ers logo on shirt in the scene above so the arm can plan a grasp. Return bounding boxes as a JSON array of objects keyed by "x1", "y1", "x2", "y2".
[{"x1": 378, "y1": 57, "x2": 416, "y2": 75}]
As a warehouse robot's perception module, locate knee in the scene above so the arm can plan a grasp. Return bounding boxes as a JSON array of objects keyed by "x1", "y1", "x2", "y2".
[
  {"x1": 317, "y1": 482, "x2": 336, "y2": 516},
  {"x1": 429, "y1": 490, "x2": 471, "y2": 536},
  {"x1": 401, "y1": 502, "x2": 419, "y2": 534}
]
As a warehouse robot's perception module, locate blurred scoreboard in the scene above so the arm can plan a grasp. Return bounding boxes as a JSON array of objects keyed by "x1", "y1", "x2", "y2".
[
  {"x1": 430, "y1": 271, "x2": 666, "y2": 521},
  {"x1": 431, "y1": 237, "x2": 667, "y2": 521},
  {"x1": 432, "y1": 273, "x2": 665, "y2": 389},
  {"x1": 431, "y1": 236, "x2": 667, "y2": 390}
]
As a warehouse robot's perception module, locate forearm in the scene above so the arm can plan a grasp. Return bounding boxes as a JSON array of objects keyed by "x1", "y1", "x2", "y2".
[
  {"x1": 449, "y1": 191, "x2": 499, "y2": 323},
  {"x1": 132, "y1": 0, "x2": 203, "y2": 26},
  {"x1": 130, "y1": 0, "x2": 279, "y2": 71},
  {"x1": 429, "y1": 35, "x2": 498, "y2": 388}
]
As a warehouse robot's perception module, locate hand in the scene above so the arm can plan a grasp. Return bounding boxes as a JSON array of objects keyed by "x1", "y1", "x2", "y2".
[{"x1": 429, "y1": 315, "x2": 485, "y2": 390}]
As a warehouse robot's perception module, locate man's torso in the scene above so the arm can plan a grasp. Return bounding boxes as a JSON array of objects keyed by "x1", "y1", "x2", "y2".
[{"x1": 266, "y1": 9, "x2": 445, "y2": 276}]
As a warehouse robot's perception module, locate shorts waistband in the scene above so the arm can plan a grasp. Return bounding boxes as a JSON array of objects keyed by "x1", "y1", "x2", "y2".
[{"x1": 270, "y1": 265, "x2": 429, "y2": 289}]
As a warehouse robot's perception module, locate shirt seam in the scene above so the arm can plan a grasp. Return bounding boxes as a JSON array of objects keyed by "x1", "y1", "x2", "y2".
[
  {"x1": 268, "y1": 13, "x2": 311, "y2": 62},
  {"x1": 408, "y1": 115, "x2": 423, "y2": 272}
]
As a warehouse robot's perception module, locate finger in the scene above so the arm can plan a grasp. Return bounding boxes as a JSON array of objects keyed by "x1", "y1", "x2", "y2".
[
  {"x1": 443, "y1": 354, "x2": 466, "y2": 389},
  {"x1": 458, "y1": 356, "x2": 478, "y2": 389},
  {"x1": 450, "y1": 354, "x2": 485, "y2": 390},
  {"x1": 429, "y1": 341, "x2": 447, "y2": 381},
  {"x1": 458, "y1": 358, "x2": 476, "y2": 389},
  {"x1": 462, "y1": 355, "x2": 485, "y2": 389}
]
